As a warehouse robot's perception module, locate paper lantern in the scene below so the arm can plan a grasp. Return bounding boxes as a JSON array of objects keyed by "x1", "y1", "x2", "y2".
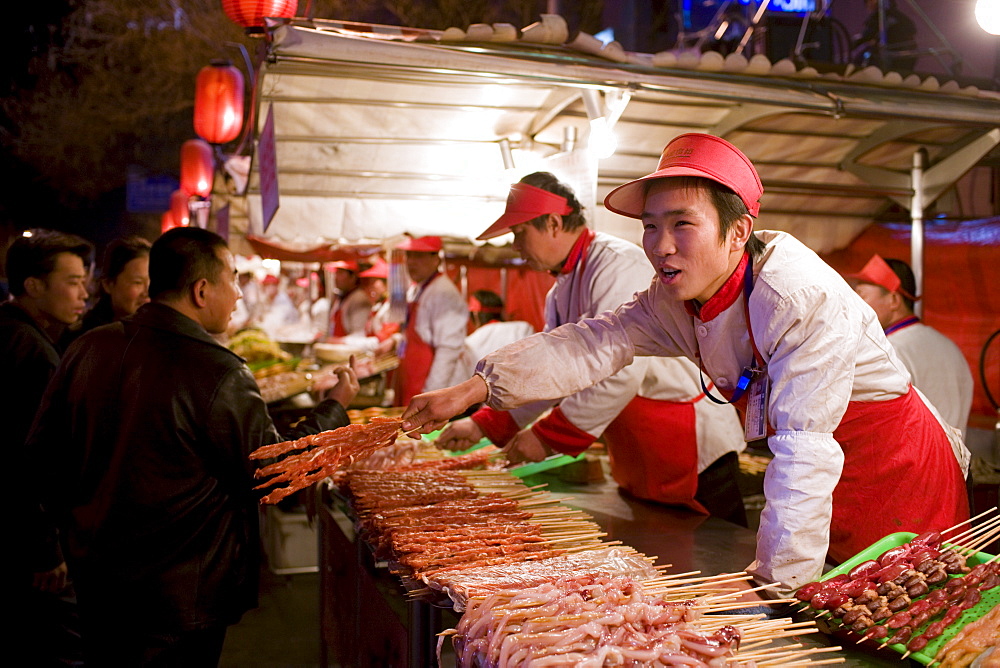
[
  {"x1": 222, "y1": 0, "x2": 297, "y2": 31},
  {"x1": 194, "y1": 60, "x2": 244, "y2": 144},
  {"x1": 170, "y1": 189, "x2": 191, "y2": 228},
  {"x1": 180, "y1": 139, "x2": 215, "y2": 198}
]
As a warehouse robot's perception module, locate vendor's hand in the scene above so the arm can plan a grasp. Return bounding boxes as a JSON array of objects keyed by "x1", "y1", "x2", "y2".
[
  {"x1": 435, "y1": 418, "x2": 486, "y2": 451},
  {"x1": 503, "y1": 428, "x2": 552, "y2": 465},
  {"x1": 313, "y1": 356, "x2": 361, "y2": 407},
  {"x1": 401, "y1": 376, "x2": 488, "y2": 435},
  {"x1": 33, "y1": 561, "x2": 69, "y2": 594}
]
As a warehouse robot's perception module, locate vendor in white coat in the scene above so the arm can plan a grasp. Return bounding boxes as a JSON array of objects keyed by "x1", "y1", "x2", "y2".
[
  {"x1": 438, "y1": 172, "x2": 747, "y2": 523},
  {"x1": 847, "y1": 254, "x2": 973, "y2": 439},
  {"x1": 402, "y1": 134, "x2": 971, "y2": 593},
  {"x1": 392, "y1": 236, "x2": 469, "y2": 405}
]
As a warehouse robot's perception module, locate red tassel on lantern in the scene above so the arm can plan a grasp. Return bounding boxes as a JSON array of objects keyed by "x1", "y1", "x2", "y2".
[
  {"x1": 161, "y1": 211, "x2": 177, "y2": 234},
  {"x1": 180, "y1": 139, "x2": 215, "y2": 198},
  {"x1": 170, "y1": 189, "x2": 191, "y2": 228},
  {"x1": 194, "y1": 60, "x2": 244, "y2": 145},
  {"x1": 222, "y1": 0, "x2": 297, "y2": 32}
]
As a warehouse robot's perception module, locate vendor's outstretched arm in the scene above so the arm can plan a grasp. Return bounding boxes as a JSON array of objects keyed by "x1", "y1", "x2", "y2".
[{"x1": 402, "y1": 375, "x2": 487, "y2": 434}]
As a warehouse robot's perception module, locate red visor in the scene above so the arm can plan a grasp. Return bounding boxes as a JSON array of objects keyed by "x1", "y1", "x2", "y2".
[
  {"x1": 359, "y1": 257, "x2": 389, "y2": 279},
  {"x1": 396, "y1": 236, "x2": 442, "y2": 252},
  {"x1": 477, "y1": 183, "x2": 574, "y2": 240},
  {"x1": 604, "y1": 133, "x2": 763, "y2": 219},
  {"x1": 327, "y1": 260, "x2": 359, "y2": 272},
  {"x1": 846, "y1": 254, "x2": 919, "y2": 301}
]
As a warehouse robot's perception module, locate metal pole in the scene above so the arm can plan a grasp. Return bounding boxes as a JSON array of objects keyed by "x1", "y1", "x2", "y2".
[{"x1": 910, "y1": 149, "x2": 926, "y2": 318}]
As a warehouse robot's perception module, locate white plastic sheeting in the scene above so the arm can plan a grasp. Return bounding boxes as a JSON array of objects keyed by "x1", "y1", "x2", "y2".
[{"x1": 235, "y1": 19, "x2": 1000, "y2": 254}]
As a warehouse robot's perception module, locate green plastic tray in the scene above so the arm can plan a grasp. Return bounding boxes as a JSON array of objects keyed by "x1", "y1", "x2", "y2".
[
  {"x1": 422, "y1": 430, "x2": 586, "y2": 478},
  {"x1": 818, "y1": 531, "x2": 998, "y2": 665}
]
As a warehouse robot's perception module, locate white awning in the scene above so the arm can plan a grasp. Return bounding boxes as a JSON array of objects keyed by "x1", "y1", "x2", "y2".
[{"x1": 235, "y1": 18, "x2": 1000, "y2": 254}]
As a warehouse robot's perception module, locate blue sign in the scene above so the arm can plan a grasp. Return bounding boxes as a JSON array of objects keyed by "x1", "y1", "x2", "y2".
[{"x1": 126, "y1": 172, "x2": 178, "y2": 213}]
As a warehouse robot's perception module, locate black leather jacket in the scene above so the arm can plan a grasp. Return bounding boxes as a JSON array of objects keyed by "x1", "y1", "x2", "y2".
[{"x1": 30, "y1": 302, "x2": 348, "y2": 630}]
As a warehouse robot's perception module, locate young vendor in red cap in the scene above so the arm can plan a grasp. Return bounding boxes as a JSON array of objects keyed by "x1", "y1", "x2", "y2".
[
  {"x1": 325, "y1": 259, "x2": 369, "y2": 338},
  {"x1": 436, "y1": 171, "x2": 748, "y2": 523},
  {"x1": 847, "y1": 254, "x2": 973, "y2": 437},
  {"x1": 403, "y1": 133, "x2": 971, "y2": 595},
  {"x1": 392, "y1": 236, "x2": 468, "y2": 405}
]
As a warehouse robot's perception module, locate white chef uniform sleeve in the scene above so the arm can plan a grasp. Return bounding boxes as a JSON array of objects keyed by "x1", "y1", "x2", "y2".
[
  {"x1": 746, "y1": 284, "x2": 860, "y2": 593},
  {"x1": 419, "y1": 286, "x2": 470, "y2": 393}
]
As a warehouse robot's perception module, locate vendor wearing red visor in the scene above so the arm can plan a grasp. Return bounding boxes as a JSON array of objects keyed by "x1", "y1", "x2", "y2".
[
  {"x1": 403, "y1": 133, "x2": 971, "y2": 594},
  {"x1": 326, "y1": 260, "x2": 368, "y2": 338},
  {"x1": 393, "y1": 236, "x2": 468, "y2": 406},
  {"x1": 846, "y1": 254, "x2": 973, "y2": 439},
  {"x1": 436, "y1": 172, "x2": 747, "y2": 524}
]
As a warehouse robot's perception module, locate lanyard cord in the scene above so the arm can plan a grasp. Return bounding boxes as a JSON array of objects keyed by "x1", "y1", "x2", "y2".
[{"x1": 699, "y1": 257, "x2": 765, "y2": 405}]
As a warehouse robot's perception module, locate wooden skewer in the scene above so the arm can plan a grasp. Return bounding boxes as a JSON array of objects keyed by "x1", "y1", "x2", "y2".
[
  {"x1": 961, "y1": 522, "x2": 1000, "y2": 555},
  {"x1": 943, "y1": 506, "x2": 998, "y2": 535},
  {"x1": 749, "y1": 645, "x2": 844, "y2": 665},
  {"x1": 733, "y1": 643, "x2": 806, "y2": 658}
]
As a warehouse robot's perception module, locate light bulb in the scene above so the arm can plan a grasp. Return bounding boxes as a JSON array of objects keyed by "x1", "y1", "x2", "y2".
[
  {"x1": 976, "y1": 0, "x2": 1000, "y2": 35},
  {"x1": 589, "y1": 118, "x2": 617, "y2": 160}
]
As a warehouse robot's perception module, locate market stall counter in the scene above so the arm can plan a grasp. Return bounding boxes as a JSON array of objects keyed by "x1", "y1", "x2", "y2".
[{"x1": 315, "y1": 465, "x2": 905, "y2": 667}]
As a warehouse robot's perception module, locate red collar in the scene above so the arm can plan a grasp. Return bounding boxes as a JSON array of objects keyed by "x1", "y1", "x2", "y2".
[
  {"x1": 885, "y1": 315, "x2": 920, "y2": 335},
  {"x1": 684, "y1": 253, "x2": 750, "y2": 322},
  {"x1": 555, "y1": 229, "x2": 595, "y2": 276}
]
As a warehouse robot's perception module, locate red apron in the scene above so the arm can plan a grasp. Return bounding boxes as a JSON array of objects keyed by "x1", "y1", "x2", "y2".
[
  {"x1": 329, "y1": 288, "x2": 358, "y2": 338},
  {"x1": 602, "y1": 395, "x2": 710, "y2": 515},
  {"x1": 828, "y1": 387, "x2": 968, "y2": 562},
  {"x1": 393, "y1": 277, "x2": 439, "y2": 406}
]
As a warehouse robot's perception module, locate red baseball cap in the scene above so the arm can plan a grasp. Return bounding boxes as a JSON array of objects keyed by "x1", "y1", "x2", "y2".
[
  {"x1": 359, "y1": 257, "x2": 389, "y2": 279},
  {"x1": 845, "y1": 254, "x2": 918, "y2": 301},
  {"x1": 477, "y1": 182, "x2": 574, "y2": 241},
  {"x1": 327, "y1": 260, "x2": 359, "y2": 272},
  {"x1": 604, "y1": 133, "x2": 763, "y2": 219},
  {"x1": 396, "y1": 236, "x2": 442, "y2": 253}
]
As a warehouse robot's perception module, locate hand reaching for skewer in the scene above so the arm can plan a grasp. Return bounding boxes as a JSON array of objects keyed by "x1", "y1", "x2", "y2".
[
  {"x1": 435, "y1": 417, "x2": 486, "y2": 451},
  {"x1": 503, "y1": 428, "x2": 552, "y2": 465},
  {"x1": 402, "y1": 376, "x2": 488, "y2": 435},
  {"x1": 312, "y1": 355, "x2": 360, "y2": 407}
]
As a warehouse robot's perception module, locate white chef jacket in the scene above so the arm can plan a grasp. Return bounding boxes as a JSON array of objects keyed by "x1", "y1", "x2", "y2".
[
  {"x1": 476, "y1": 230, "x2": 969, "y2": 591},
  {"x1": 505, "y1": 231, "x2": 745, "y2": 472},
  {"x1": 406, "y1": 274, "x2": 468, "y2": 393},
  {"x1": 448, "y1": 320, "x2": 536, "y2": 387},
  {"x1": 330, "y1": 288, "x2": 370, "y2": 337},
  {"x1": 888, "y1": 320, "x2": 973, "y2": 438}
]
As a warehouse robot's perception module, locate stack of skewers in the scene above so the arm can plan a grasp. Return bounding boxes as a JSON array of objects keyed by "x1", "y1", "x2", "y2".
[
  {"x1": 793, "y1": 508, "x2": 1000, "y2": 666},
  {"x1": 250, "y1": 419, "x2": 847, "y2": 666}
]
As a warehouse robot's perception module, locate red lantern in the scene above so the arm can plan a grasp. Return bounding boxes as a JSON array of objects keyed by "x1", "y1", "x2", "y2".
[
  {"x1": 180, "y1": 139, "x2": 215, "y2": 198},
  {"x1": 222, "y1": 0, "x2": 297, "y2": 31},
  {"x1": 161, "y1": 210, "x2": 179, "y2": 234},
  {"x1": 170, "y1": 189, "x2": 191, "y2": 228},
  {"x1": 194, "y1": 60, "x2": 244, "y2": 145}
]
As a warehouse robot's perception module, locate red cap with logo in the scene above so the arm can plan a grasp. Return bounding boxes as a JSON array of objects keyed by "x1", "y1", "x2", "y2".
[
  {"x1": 396, "y1": 236, "x2": 442, "y2": 253},
  {"x1": 604, "y1": 133, "x2": 763, "y2": 219},
  {"x1": 477, "y1": 183, "x2": 574, "y2": 241},
  {"x1": 845, "y1": 254, "x2": 919, "y2": 301}
]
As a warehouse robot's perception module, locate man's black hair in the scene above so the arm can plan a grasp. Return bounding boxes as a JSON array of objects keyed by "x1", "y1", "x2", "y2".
[
  {"x1": 518, "y1": 172, "x2": 587, "y2": 232},
  {"x1": 7, "y1": 229, "x2": 93, "y2": 297},
  {"x1": 149, "y1": 227, "x2": 229, "y2": 301}
]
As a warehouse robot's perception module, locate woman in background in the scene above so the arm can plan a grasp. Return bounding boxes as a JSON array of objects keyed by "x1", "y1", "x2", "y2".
[{"x1": 77, "y1": 235, "x2": 150, "y2": 335}]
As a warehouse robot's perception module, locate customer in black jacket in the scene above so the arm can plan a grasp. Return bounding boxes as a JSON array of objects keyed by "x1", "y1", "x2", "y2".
[
  {"x1": 3, "y1": 228, "x2": 92, "y2": 665},
  {"x1": 28, "y1": 226, "x2": 358, "y2": 667}
]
